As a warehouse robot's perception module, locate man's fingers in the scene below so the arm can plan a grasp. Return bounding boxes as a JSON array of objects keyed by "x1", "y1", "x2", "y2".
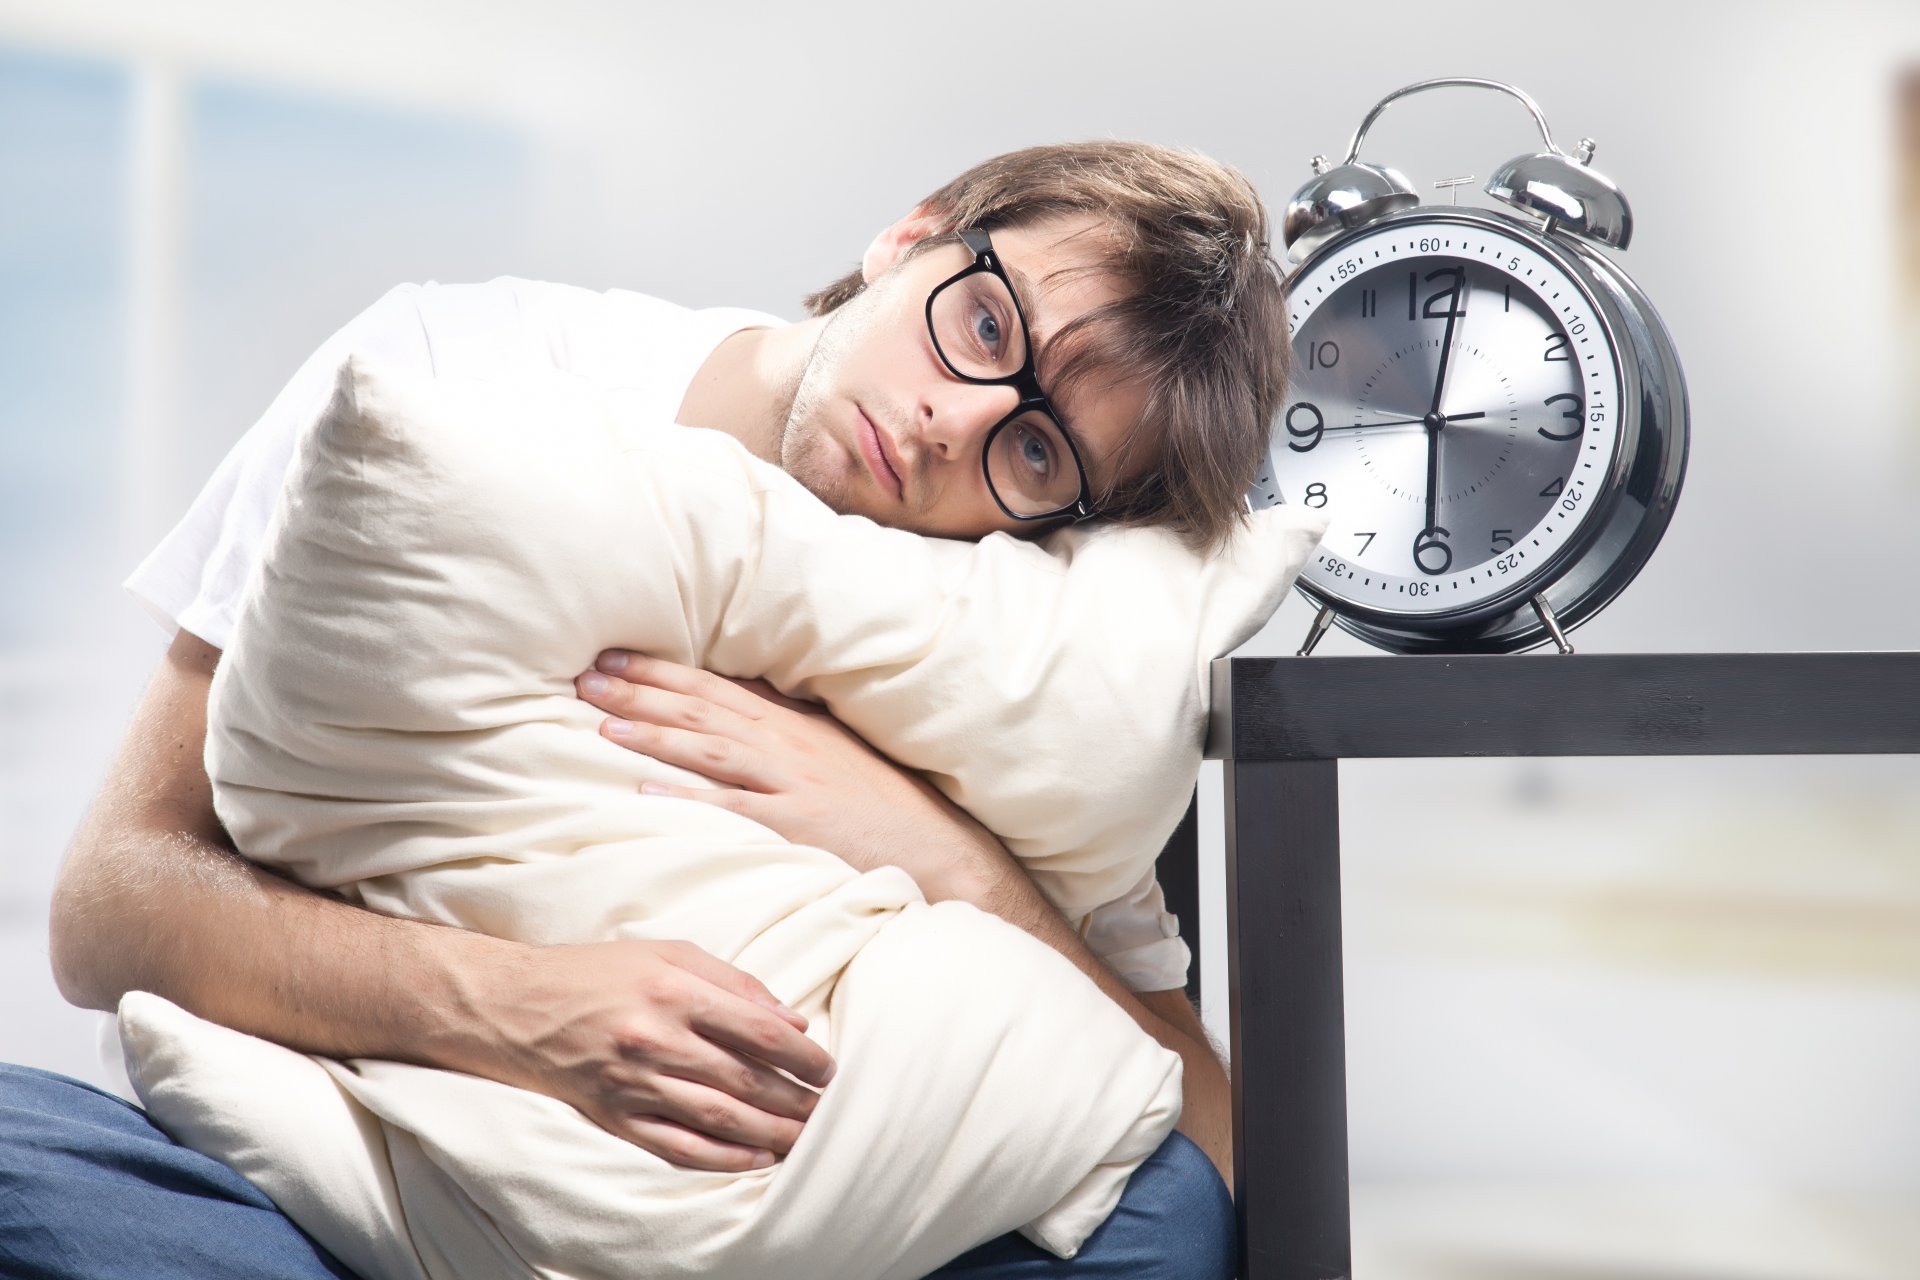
[
  {"x1": 723, "y1": 677, "x2": 822, "y2": 716},
  {"x1": 668, "y1": 1039, "x2": 824, "y2": 1126},
  {"x1": 667, "y1": 958, "x2": 835, "y2": 1089},
  {"x1": 596, "y1": 652, "x2": 776, "y2": 722},
  {"x1": 578, "y1": 673, "x2": 766, "y2": 744},
  {"x1": 600, "y1": 717, "x2": 770, "y2": 788},
  {"x1": 616, "y1": 1114, "x2": 781, "y2": 1173},
  {"x1": 631, "y1": 1074, "x2": 806, "y2": 1156}
]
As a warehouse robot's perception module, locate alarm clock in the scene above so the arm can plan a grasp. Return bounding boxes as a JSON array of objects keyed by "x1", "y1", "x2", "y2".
[{"x1": 1256, "y1": 77, "x2": 1689, "y2": 655}]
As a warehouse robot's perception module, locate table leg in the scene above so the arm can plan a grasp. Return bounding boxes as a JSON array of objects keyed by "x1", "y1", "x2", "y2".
[{"x1": 1224, "y1": 758, "x2": 1350, "y2": 1280}]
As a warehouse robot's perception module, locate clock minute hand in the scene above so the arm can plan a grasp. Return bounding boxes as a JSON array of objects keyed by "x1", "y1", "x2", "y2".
[
  {"x1": 1427, "y1": 268, "x2": 1466, "y2": 418},
  {"x1": 1421, "y1": 268, "x2": 1466, "y2": 547}
]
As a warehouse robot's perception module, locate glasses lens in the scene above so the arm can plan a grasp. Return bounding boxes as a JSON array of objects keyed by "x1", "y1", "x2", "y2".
[
  {"x1": 930, "y1": 270, "x2": 1028, "y2": 379},
  {"x1": 987, "y1": 410, "x2": 1082, "y2": 516}
]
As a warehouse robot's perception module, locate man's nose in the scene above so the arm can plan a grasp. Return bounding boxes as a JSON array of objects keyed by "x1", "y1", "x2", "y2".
[{"x1": 918, "y1": 380, "x2": 1018, "y2": 461}]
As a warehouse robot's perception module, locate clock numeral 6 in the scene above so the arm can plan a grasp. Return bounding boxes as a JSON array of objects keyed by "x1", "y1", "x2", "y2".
[
  {"x1": 1285, "y1": 402, "x2": 1325, "y2": 452},
  {"x1": 1540, "y1": 393, "x2": 1583, "y2": 441},
  {"x1": 1413, "y1": 526, "x2": 1452, "y2": 576}
]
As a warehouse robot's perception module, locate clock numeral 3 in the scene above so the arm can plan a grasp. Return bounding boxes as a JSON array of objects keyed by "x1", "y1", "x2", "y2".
[
  {"x1": 1413, "y1": 526, "x2": 1453, "y2": 575},
  {"x1": 1285, "y1": 402, "x2": 1325, "y2": 452},
  {"x1": 1540, "y1": 394, "x2": 1583, "y2": 442}
]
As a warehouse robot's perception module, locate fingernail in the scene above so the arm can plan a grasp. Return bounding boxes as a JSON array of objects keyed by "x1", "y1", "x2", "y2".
[
  {"x1": 606, "y1": 719, "x2": 632, "y2": 738},
  {"x1": 580, "y1": 672, "x2": 609, "y2": 696},
  {"x1": 751, "y1": 1151, "x2": 774, "y2": 1169},
  {"x1": 639, "y1": 781, "x2": 671, "y2": 795},
  {"x1": 597, "y1": 651, "x2": 630, "y2": 673}
]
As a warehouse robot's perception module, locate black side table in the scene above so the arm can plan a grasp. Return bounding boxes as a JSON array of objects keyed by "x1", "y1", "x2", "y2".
[{"x1": 1196, "y1": 652, "x2": 1920, "y2": 1280}]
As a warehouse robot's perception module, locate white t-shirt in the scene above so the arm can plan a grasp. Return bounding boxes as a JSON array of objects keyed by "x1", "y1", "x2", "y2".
[{"x1": 125, "y1": 277, "x2": 1191, "y2": 994}]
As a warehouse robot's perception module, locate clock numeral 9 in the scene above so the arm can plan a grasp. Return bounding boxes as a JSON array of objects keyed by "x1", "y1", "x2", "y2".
[
  {"x1": 1540, "y1": 394, "x2": 1583, "y2": 441},
  {"x1": 1285, "y1": 401, "x2": 1324, "y2": 452},
  {"x1": 1413, "y1": 526, "x2": 1452, "y2": 576}
]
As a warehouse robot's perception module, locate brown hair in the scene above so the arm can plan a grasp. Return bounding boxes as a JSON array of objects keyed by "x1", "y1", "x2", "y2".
[{"x1": 803, "y1": 141, "x2": 1288, "y2": 551}]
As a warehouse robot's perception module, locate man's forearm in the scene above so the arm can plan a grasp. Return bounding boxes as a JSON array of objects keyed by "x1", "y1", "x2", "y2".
[
  {"x1": 921, "y1": 839, "x2": 1234, "y2": 1191},
  {"x1": 52, "y1": 815, "x2": 515, "y2": 1073}
]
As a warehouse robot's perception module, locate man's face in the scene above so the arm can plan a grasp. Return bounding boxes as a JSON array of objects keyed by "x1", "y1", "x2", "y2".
[{"x1": 780, "y1": 217, "x2": 1152, "y2": 540}]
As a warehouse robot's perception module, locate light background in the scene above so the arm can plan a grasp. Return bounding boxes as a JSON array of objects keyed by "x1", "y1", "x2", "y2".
[{"x1": 1, "y1": 2, "x2": 1916, "y2": 1276}]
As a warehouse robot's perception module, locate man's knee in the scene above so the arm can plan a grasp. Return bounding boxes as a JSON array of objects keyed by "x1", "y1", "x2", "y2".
[{"x1": 1109, "y1": 1130, "x2": 1236, "y2": 1280}]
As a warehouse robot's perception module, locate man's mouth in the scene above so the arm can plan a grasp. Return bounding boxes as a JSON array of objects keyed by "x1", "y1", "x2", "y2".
[{"x1": 855, "y1": 407, "x2": 905, "y2": 502}]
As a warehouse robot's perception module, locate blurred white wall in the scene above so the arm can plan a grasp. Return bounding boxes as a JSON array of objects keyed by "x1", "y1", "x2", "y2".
[{"x1": 2, "y1": 2, "x2": 1916, "y2": 1275}]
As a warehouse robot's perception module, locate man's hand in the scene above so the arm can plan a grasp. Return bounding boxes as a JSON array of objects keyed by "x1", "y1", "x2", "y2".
[
  {"x1": 575, "y1": 650, "x2": 1000, "y2": 898},
  {"x1": 465, "y1": 938, "x2": 833, "y2": 1170},
  {"x1": 51, "y1": 628, "x2": 834, "y2": 1174}
]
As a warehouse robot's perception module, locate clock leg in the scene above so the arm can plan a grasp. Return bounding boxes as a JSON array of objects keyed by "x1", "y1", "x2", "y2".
[
  {"x1": 1296, "y1": 605, "x2": 1337, "y2": 657},
  {"x1": 1225, "y1": 758, "x2": 1351, "y2": 1280},
  {"x1": 1530, "y1": 592, "x2": 1575, "y2": 654}
]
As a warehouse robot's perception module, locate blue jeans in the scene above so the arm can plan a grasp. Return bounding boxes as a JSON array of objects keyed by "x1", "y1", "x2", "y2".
[{"x1": 0, "y1": 1064, "x2": 1234, "y2": 1279}]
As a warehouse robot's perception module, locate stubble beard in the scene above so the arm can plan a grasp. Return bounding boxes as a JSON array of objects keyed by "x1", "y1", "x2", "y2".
[{"x1": 777, "y1": 290, "x2": 872, "y2": 517}]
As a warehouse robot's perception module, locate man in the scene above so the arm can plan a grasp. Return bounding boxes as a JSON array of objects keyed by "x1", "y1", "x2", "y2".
[{"x1": 13, "y1": 140, "x2": 1287, "y2": 1278}]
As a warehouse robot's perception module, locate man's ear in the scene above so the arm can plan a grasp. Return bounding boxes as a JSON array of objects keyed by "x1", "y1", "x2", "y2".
[{"x1": 861, "y1": 204, "x2": 947, "y2": 285}]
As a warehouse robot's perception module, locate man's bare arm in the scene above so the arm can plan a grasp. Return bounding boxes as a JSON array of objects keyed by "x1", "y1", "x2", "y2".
[{"x1": 50, "y1": 628, "x2": 835, "y2": 1171}]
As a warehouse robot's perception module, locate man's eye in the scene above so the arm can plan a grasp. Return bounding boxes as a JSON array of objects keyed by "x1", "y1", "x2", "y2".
[
  {"x1": 1015, "y1": 425, "x2": 1053, "y2": 478},
  {"x1": 972, "y1": 305, "x2": 1002, "y2": 353}
]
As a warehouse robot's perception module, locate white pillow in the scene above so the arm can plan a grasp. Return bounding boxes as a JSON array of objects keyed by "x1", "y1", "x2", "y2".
[
  {"x1": 208, "y1": 356, "x2": 1327, "y2": 920},
  {"x1": 126, "y1": 356, "x2": 1326, "y2": 1279}
]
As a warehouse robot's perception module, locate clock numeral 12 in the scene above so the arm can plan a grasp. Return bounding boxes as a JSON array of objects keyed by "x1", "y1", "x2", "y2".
[{"x1": 1410, "y1": 267, "x2": 1466, "y2": 321}]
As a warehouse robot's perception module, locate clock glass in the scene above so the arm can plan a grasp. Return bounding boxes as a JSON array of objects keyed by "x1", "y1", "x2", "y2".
[{"x1": 1257, "y1": 214, "x2": 1626, "y2": 620}]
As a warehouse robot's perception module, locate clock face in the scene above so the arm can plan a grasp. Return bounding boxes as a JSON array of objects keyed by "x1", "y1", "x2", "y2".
[{"x1": 1257, "y1": 213, "x2": 1627, "y2": 621}]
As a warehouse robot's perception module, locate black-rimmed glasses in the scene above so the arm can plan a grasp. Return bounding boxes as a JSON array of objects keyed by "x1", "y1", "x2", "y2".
[{"x1": 924, "y1": 227, "x2": 1095, "y2": 523}]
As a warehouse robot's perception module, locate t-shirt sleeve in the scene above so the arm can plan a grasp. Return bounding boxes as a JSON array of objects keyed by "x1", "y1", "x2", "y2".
[
  {"x1": 1081, "y1": 867, "x2": 1192, "y2": 993},
  {"x1": 123, "y1": 284, "x2": 436, "y2": 648}
]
